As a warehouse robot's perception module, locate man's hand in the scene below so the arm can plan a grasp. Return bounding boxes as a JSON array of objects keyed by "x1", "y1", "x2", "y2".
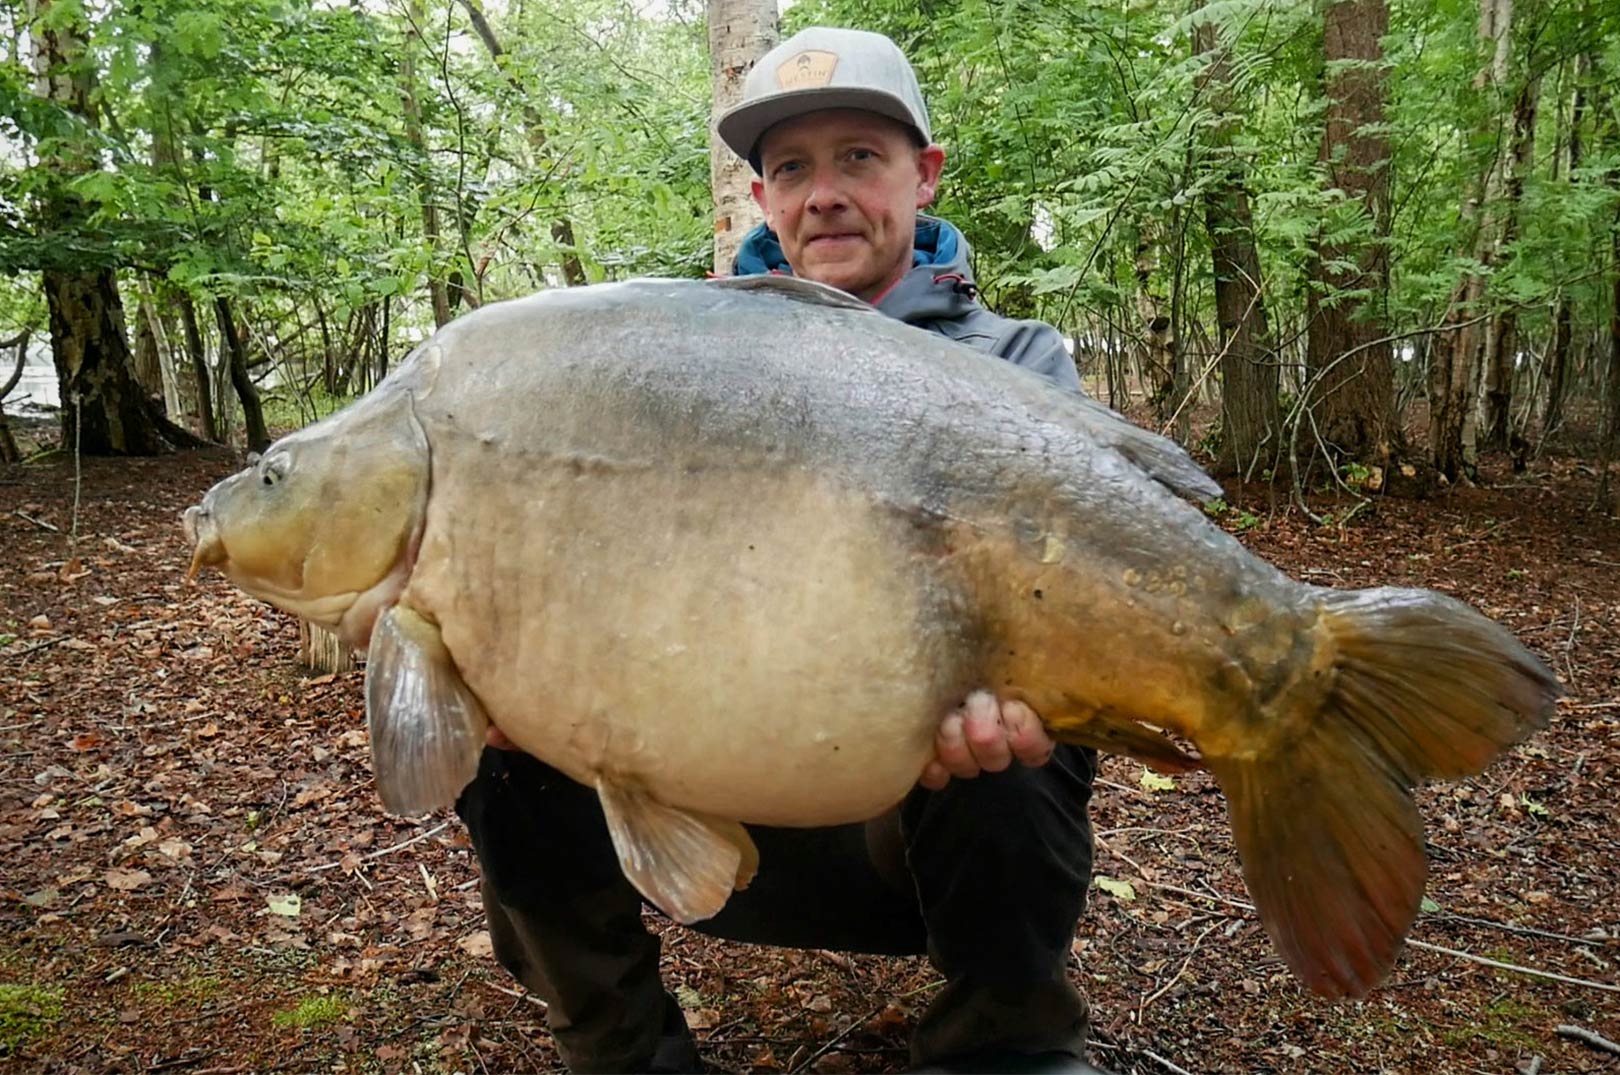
[{"x1": 919, "y1": 690, "x2": 1056, "y2": 791}]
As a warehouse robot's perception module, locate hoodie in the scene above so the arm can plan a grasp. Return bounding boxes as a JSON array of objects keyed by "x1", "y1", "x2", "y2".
[{"x1": 732, "y1": 215, "x2": 1082, "y2": 393}]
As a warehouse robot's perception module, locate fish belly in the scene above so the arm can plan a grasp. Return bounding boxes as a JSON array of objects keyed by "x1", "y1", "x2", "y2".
[{"x1": 405, "y1": 449, "x2": 978, "y2": 827}]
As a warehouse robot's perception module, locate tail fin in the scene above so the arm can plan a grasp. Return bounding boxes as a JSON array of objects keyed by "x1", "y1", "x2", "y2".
[{"x1": 1206, "y1": 587, "x2": 1559, "y2": 998}]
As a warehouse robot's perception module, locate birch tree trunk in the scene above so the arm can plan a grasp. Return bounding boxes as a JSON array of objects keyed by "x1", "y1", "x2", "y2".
[
  {"x1": 1305, "y1": 0, "x2": 1400, "y2": 469},
  {"x1": 707, "y1": 0, "x2": 778, "y2": 274}
]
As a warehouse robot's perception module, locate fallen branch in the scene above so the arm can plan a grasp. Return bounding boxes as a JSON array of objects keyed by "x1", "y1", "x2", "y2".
[
  {"x1": 1118, "y1": 879, "x2": 1620, "y2": 994},
  {"x1": 309, "y1": 820, "x2": 451, "y2": 872},
  {"x1": 1143, "y1": 1048, "x2": 1198, "y2": 1075},
  {"x1": 1556, "y1": 1024, "x2": 1620, "y2": 1057},
  {"x1": 1406, "y1": 940, "x2": 1620, "y2": 993},
  {"x1": 13, "y1": 510, "x2": 60, "y2": 532}
]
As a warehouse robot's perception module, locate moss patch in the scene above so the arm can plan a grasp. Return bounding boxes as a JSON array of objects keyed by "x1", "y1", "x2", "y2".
[
  {"x1": 131, "y1": 976, "x2": 224, "y2": 1008},
  {"x1": 0, "y1": 983, "x2": 65, "y2": 1054},
  {"x1": 1441, "y1": 998, "x2": 1545, "y2": 1051},
  {"x1": 271, "y1": 993, "x2": 348, "y2": 1029}
]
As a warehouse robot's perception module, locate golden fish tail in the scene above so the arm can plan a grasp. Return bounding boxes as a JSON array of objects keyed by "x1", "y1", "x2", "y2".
[{"x1": 1205, "y1": 586, "x2": 1558, "y2": 999}]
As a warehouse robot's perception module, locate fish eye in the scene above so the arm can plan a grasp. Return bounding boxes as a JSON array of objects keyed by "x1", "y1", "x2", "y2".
[{"x1": 260, "y1": 454, "x2": 290, "y2": 488}]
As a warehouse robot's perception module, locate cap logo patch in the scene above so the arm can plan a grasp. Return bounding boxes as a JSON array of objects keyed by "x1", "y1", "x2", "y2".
[{"x1": 776, "y1": 50, "x2": 838, "y2": 90}]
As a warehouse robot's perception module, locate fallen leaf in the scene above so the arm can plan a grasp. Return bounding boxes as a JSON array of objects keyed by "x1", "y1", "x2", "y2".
[
  {"x1": 1139, "y1": 768, "x2": 1176, "y2": 792},
  {"x1": 456, "y1": 930, "x2": 492, "y2": 959},
  {"x1": 266, "y1": 893, "x2": 302, "y2": 917},
  {"x1": 71, "y1": 731, "x2": 105, "y2": 752},
  {"x1": 1093, "y1": 876, "x2": 1136, "y2": 902},
  {"x1": 105, "y1": 868, "x2": 154, "y2": 891}
]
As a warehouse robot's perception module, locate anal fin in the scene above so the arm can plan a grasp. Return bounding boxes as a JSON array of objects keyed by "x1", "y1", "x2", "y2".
[
  {"x1": 365, "y1": 604, "x2": 490, "y2": 815},
  {"x1": 597, "y1": 780, "x2": 760, "y2": 924}
]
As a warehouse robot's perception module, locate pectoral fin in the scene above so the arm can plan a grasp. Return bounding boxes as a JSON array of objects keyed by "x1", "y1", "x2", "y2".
[
  {"x1": 596, "y1": 780, "x2": 759, "y2": 924},
  {"x1": 365, "y1": 604, "x2": 490, "y2": 816}
]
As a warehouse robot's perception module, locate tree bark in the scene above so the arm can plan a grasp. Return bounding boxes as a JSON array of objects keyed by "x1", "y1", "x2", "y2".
[
  {"x1": 1433, "y1": 0, "x2": 1515, "y2": 480},
  {"x1": 0, "y1": 332, "x2": 29, "y2": 464},
  {"x1": 1306, "y1": 0, "x2": 1400, "y2": 469},
  {"x1": 1544, "y1": 54, "x2": 1586, "y2": 441},
  {"x1": 401, "y1": 0, "x2": 453, "y2": 327},
  {"x1": 215, "y1": 297, "x2": 269, "y2": 453},
  {"x1": 707, "y1": 0, "x2": 778, "y2": 274},
  {"x1": 178, "y1": 292, "x2": 218, "y2": 442},
  {"x1": 455, "y1": 0, "x2": 587, "y2": 287},
  {"x1": 1484, "y1": 4, "x2": 1538, "y2": 450},
  {"x1": 28, "y1": 0, "x2": 202, "y2": 455},
  {"x1": 1195, "y1": 15, "x2": 1279, "y2": 479}
]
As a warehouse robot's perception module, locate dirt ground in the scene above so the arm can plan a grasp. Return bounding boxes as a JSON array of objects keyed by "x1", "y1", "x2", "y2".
[{"x1": 1, "y1": 442, "x2": 1617, "y2": 1075}]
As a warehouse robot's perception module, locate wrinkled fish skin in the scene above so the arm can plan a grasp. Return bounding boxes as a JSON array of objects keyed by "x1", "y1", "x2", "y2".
[{"x1": 185, "y1": 276, "x2": 1556, "y2": 1000}]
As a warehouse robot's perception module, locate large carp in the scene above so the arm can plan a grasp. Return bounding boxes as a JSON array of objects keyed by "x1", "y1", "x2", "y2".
[{"x1": 184, "y1": 276, "x2": 1555, "y2": 999}]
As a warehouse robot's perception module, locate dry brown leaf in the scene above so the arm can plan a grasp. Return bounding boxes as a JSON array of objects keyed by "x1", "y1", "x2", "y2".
[{"x1": 104, "y1": 868, "x2": 153, "y2": 891}]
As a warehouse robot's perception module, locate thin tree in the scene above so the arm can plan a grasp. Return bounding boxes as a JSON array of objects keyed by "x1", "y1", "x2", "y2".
[
  {"x1": 456, "y1": 0, "x2": 588, "y2": 287},
  {"x1": 401, "y1": 0, "x2": 453, "y2": 328},
  {"x1": 1304, "y1": 0, "x2": 1400, "y2": 470},
  {"x1": 707, "y1": 0, "x2": 778, "y2": 274},
  {"x1": 1544, "y1": 52, "x2": 1587, "y2": 442},
  {"x1": 1194, "y1": 10, "x2": 1279, "y2": 479}
]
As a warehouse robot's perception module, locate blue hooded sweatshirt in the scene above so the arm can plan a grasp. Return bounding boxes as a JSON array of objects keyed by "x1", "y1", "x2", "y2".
[{"x1": 732, "y1": 215, "x2": 1081, "y2": 393}]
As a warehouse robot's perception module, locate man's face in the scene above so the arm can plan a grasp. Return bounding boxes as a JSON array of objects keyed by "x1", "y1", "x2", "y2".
[{"x1": 751, "y1": 109, "x2": 946, "y2": 302}]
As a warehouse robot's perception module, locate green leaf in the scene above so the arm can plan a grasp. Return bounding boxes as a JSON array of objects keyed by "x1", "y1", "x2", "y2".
[
  {"x1": 266, "y1": 893, "x2": 302, "y2": 918},
  {"x1": 1139, "y1": 769, "x2": 1176, "y2": 792},
  {"x1": 1419, "y1": 897, "x2": 1440, "y2": 914},
  {"x1": 1093, "y1": 876, "x2": 1136, "y2": 902}
]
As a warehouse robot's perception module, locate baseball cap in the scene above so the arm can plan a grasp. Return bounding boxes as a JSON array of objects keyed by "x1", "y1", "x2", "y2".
[{"x1": 716, "y1": 27, "x2": 933, "y2": 169}]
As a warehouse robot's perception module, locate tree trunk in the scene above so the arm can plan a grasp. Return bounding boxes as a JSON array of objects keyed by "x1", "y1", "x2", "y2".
[
  {"x1": 1484, "y1": 9, "x2": 1538, "y2": 450},
  {"x1": 455, "y1": 0, "x2": 587, "y2": 287},
  {"x1": 132, "y1": 296, "x2": 165, "y2": 404},
  {"x1": 707, "y1": 0, "x2": 778, "y2": 274},
  {"x1": 1433, "y1": 0, "x2": 1514, "y2": 480},
  {"x1": 178, "y1": 292, "x2": 218, "y2": 442},
  {"x1": 1306, "y1": 0, "x2": 1400, "y2": 469},
  {"x1": 1597, "y1": 61, "x2": 1620, "y2": 511},
  {"x1": 1195, "y1": 15, "x2": 1279, "y2": 479},
  {"x1": 1544, "y1": 55, "x2": 1586, "y2": 442},
  {"x1": 0, "y1": 332, "x2": 28, "y2": 464},
  {"x1": 401, "y1": 0, "x2": 453, "y2": 327},
  {"x1": 28, "y1": 0, "x2": 202, "y2": 456},
  {"x1": 215, "y1": 297, "x2": 269, "y2": 453}
]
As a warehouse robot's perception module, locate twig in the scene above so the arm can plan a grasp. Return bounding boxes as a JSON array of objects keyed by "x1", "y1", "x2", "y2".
[
  {"x1": 1406, "y1": 940, "x2": 1620, "y2": 993},
  {"x1": 308, "y1": 820, "x2": 451, "y2": 872},
  {"x1": 1522, "y1": 1056, "x2": 1542, "y2": 1075},
  {"x1": 12, "y1": 510, "x2": 60, "y2": 532},
  {"x1": 1139, "y1": 920, "x2": 1222, "y2": 1016},
  {"x1": 791, "y1": 999, "x2": 887, "y2": 1073},
  {"x1": 1435, "y1": 911, "x2": 1616, "y2": 948},
  {"x1": 1143, "y1": 1048, "x2": 1198, "y2": 1075},
  {"x1": 1567, "y1": 700, "x2": 1620, "y2": 711},
  {"x1": 1556, "y1": 1024, "x2": 1620, "y2": 1057}
]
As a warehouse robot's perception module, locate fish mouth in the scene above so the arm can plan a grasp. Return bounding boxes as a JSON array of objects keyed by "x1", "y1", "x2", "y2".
[{"x1": 183, "y1": 505, "x2": 227, "y2": 581}]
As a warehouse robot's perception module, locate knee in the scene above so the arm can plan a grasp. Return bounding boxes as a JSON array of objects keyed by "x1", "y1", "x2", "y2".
[{"x1": 902, "y1": 745, "x2": 1096, "y2": 870}]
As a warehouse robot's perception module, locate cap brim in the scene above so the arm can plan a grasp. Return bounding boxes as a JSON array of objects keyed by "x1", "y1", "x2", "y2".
[{"x1": 716, "y1": 87, "x2": 926, "y2": 166}]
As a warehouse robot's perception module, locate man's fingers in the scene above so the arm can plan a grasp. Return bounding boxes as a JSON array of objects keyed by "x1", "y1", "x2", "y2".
[
  {"x1": 933, "y1": 710, "x2": 981, "y2": 780},
  {"x1": 961, "y1": 690, "x2": 1013, "y2": 773},
  {"x1": 919, "y1": 760, "x2": 952, "y2": 791},
  {"x1": 1001, "y1": 699, "x2": 1056, "y2": 767}
]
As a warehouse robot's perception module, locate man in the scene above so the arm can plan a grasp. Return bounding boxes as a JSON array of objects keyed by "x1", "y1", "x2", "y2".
[{"x1": 456, "y1": 26, "x2": 1106, "y2": 1075}]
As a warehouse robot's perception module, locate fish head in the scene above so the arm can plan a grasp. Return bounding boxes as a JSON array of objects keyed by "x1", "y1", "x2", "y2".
[{"x1": 183, "y1": 389, "x2": 429, "y2": 642}]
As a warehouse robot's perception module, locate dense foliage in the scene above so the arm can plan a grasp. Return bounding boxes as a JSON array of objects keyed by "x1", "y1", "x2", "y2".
[{"x1": 1, "y1": 0, "x2": 1617, "y2": 477}]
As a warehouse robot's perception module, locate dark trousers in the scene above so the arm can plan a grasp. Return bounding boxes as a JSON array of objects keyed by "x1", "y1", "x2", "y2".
[{"x1": 456, "y1": 744, "x2": 1097, "y2": 1072}]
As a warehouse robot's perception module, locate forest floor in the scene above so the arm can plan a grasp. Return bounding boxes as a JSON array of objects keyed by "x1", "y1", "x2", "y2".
[{"x1": 1, "y1": 441, "x2": 1617, "y2": 1075}]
